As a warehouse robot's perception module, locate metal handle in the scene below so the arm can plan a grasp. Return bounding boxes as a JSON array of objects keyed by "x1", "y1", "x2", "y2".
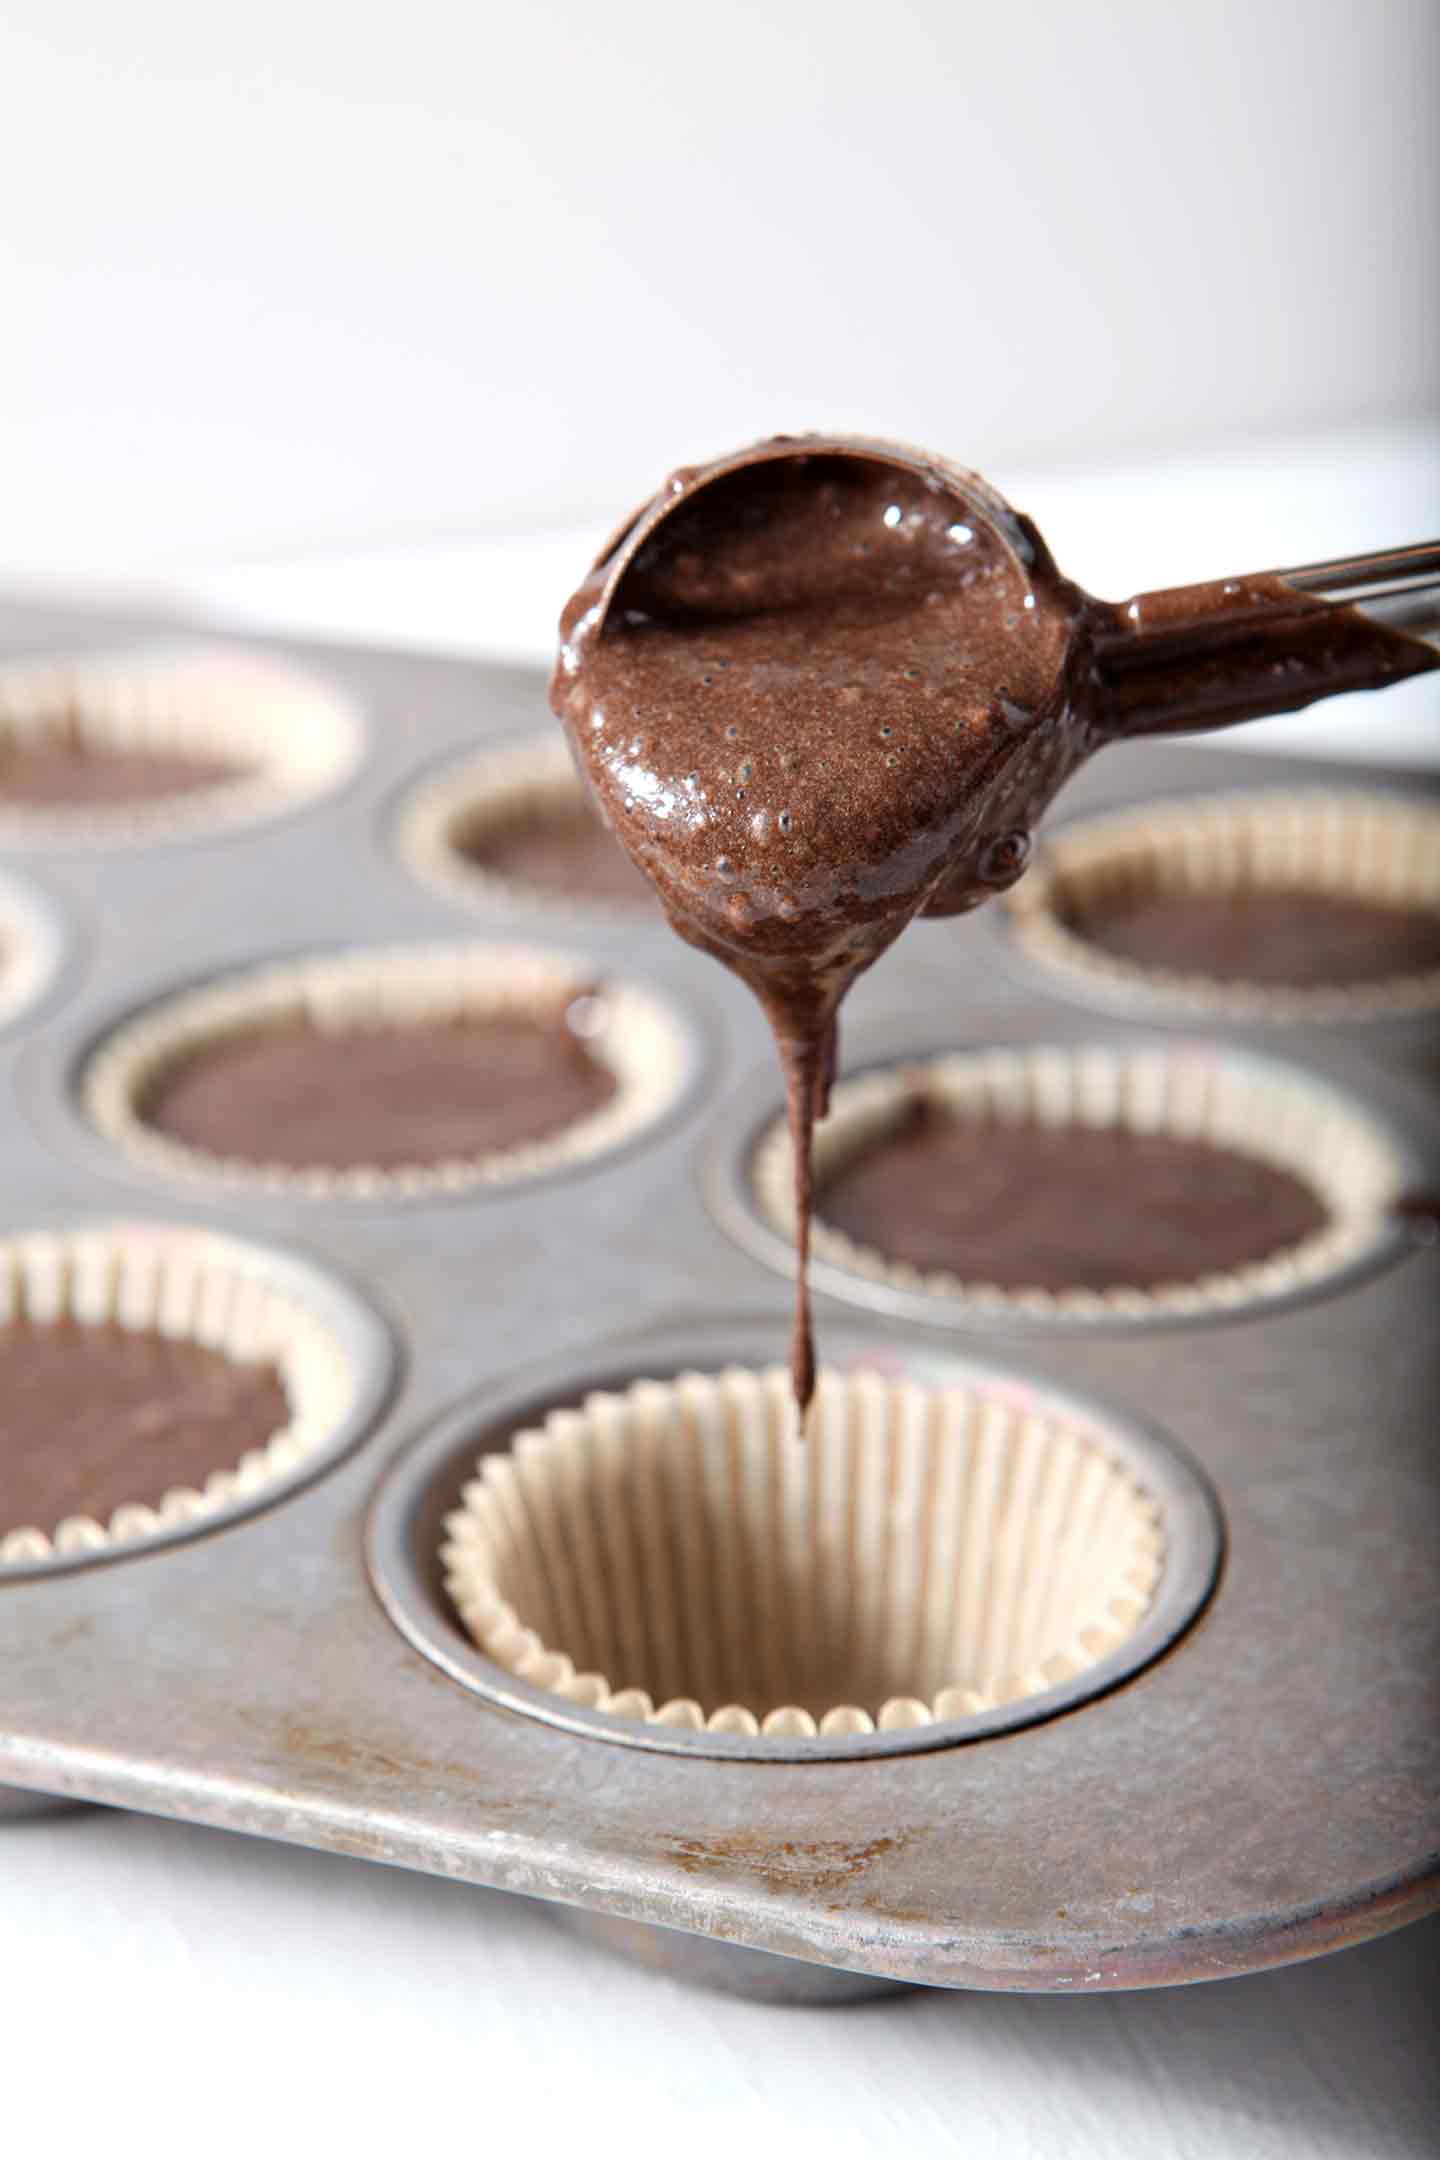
[
  {"x1": 1272, "y1": 541, "x2": 1440, "y2": 652},
  {"x1": 1091, "y1": 539, "x2": 1440, "y2": 739}
]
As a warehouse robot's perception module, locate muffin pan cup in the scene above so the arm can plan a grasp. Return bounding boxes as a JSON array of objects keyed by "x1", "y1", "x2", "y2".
[
  {"x1": 730, "y1": 1037, "x2": 1414, "y2": 1333},
  {"x1": 1004, "y1": 786, "x2": 1440, "y2": 1025},
  {"x1": 396, "y1": 733, "x2": 654, "y2": 924},
  {"x1": 80, "y1": 939, "x2": 693, "y2": 1201},
  {"x1": 0, "y1": 1219, "x2": 396, "y2": 1571},
  {"x1": 0, "y1": 643, "x2": 363, "y2": 848},
  {"x1": 0, "y1": 592, "x2": 1436, "y2": 1999},
  {"x1": 387, "y1": 1336, "x2": 1219, "y2": 1761},
  {"x1": 974, "y1": 747, "x2": 1440, "y2": 1085}
]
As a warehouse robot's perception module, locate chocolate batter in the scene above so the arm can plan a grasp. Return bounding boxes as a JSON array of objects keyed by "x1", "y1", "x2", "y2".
[
  {"x1": 141, "y1": 1010, "x2": 616, "y2": 1170},
  {"x1": 458, "y1": 799, "x2": 657, "y2": 909},
  {"x1": 818, "y1": 1101, "x2": 1328, "y2": 1288},
  {"x1": 553, "y1": 437, "x2": 1437, "y2": 1409},
  {"x1": 0, "y1": 1321, "x2": 289, "y2": 1533},
  {"x1": 1062, "y1": 886, "x2": 1440, "y2": 989},
  {"x1": 0, "y1": 737, "x2": 247, "y2": 806}
]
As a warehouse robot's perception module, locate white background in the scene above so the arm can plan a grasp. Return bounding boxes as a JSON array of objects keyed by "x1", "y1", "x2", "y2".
[
  {"x1": 0, "y1": 0, "x2": 1436, "y2": 578},
  {"x1": 1, "y1": 5, "x2": 1437, "y2": 2154}
]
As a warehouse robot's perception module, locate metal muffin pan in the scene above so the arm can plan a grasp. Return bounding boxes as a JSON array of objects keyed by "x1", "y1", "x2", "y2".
[{"x1": 0, "y1": 589, "x2": 1437, "y2": 2001}]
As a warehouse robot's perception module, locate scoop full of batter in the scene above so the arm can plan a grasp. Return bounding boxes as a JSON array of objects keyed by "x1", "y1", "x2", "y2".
[{"x1": 551, "y1": 434, "x2": 1436, "y2": 1411}]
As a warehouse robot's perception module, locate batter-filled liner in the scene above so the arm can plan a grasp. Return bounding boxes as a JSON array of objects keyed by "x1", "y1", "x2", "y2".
[
  {"x1": 0, "y1": 646, "x2": 362, "y2": 845},
  {"x1": 751, "y1": 1042, "x2": 1405, "y2": 1319},
  {"x1": 442, "y1": 1366, "x2": 1164, "y2": 1735},
  {"x1": 1007, "y1": 790, "x2": 1440, "y2": 1023},
  {"x1": 398, "y1": 737, "x2": 655, "y2": 917},
  {"x1": 0, "y1": 1221, "x2": 361, "y2": 1565},
  {"x1": 82, "y1": 941, "x2": 690, "y2": 1198}
]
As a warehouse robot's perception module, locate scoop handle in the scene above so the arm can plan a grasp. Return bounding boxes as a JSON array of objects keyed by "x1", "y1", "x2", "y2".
[
  {"x1": 1091, "y1": 540, "x2": 1440, "y2": 739},
  {"x1": 1273, "y1": 541, "x2": 1440, "y2": 637}
]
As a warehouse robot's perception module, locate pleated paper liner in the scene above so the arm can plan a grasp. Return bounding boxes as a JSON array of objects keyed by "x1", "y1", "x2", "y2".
[
  {"x1": 0, "y1": 1222, "x2": 364, "y2": 1567},
  {"x1": 82, "y1": 940, "x2": 690, "y2": 1199},
  {"x1": 751, "y1": 1043, "x2": 1406, "y2": 1319},
  {"x1": 398, "y1": 736, "x2": 654, "y2": 917},
  {"x1": 442, "y1": 1366, "x2": 1164, "y2": 1735},
  {"x1": 0, "y1": 645, "x2": 361, "y2": 845},
  {"x1": 1006, "y1": 789, "x2": 1440, "y2": 1024},
  {"x1": 0, "y1": 866, "x2": 65, "y2": 1034}
]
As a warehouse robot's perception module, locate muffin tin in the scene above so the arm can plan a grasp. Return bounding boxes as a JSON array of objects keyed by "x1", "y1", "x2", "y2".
[{"x1": 1, "y1": 587, "x2": 1436, "y2": 2002}]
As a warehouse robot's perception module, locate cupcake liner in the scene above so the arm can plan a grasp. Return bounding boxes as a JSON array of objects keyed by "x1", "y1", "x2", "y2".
[
  {"x1": 1007, "y1": 789, "x2": 1440, "y2": 1023},
  {"x1": 0, "y1": 866, "x2": 65, "y2": 1033},
  {"x1": 752, "y1": 1042, "x2": 1407, "y2": 1319},
  {"x1": 398, "y1": 735, "x2": 647, "y2": 918},
  {"x1": 82, "y1": 940, "x2": 690, "y2": 1199},
  {"x1": 0, "y1": 1221, "x2": 363, "y2": 1566},
  {"x1": 0, "y1": 644, "x2": 362, "y2": 845},
  {"x1": 442, "y1": 1366, "x2": 1165, "y2": 1733}
]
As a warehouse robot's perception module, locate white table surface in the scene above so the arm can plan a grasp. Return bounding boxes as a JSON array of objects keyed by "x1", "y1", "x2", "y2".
[
  {"x1": 5, "y1": 423, "x2": 1437, "y2": 2158},
  {"x1": 6, "y1": 1808, "x2": 1437, "y2": 2159}
]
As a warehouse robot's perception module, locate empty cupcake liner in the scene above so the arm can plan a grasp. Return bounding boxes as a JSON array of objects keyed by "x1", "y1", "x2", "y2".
[
  {"x1": 82, "y1": 940, "x2": 690, "y2": 1199},
  {"x1": 1007, "y1": 789, "x2": 1440, "y2": 1022},
  {"x1": 0, "y1": 1221, "x2": 364, "y2": 1566},
  {"x1": 751, "y1": 1042, "x2": 1408, "y2": 1319},
  {"x1": 442, "y1": 1366, "x2": 1165, "y2": 1735},
  {"x1": 398, "y1": 735, "x2": 642, "y2": 918},
  {"x1": 0, "y1": 644, "x2": 362, "y2": 845},
  {"x1": 0, "y1": 866, "x2": 65, "y2": 1034}
]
